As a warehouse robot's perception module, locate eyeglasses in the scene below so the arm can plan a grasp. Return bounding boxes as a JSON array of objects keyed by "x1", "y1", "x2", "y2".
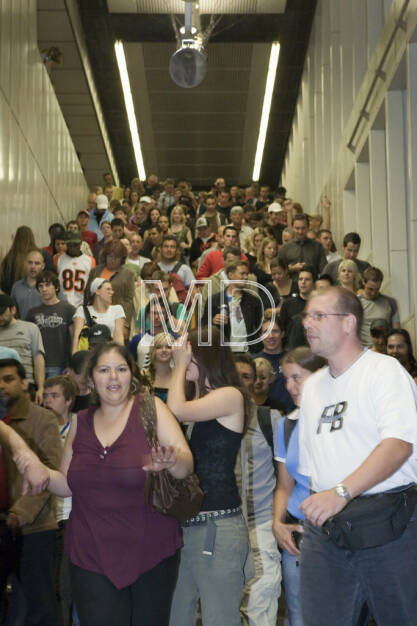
[{"x1": 302, "y1": 312, "x2": 348, "y2": 322}]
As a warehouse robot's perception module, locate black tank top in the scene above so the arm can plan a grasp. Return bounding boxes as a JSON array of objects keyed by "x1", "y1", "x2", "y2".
[{"x1": 190, "y1": 419, "x2": 242, "y2": 511}]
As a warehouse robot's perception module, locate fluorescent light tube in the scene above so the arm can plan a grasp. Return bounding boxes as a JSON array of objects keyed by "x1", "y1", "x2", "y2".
[
  {"x1": 114, "y1": 40, "x2": 146, "y2": 181},
  {"x1": 252, "y1": 42, "x2": 280, "y2": 182}
]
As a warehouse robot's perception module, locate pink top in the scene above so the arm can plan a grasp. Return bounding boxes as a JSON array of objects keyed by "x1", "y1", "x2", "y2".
[{"x1": 65, "y1": 396, "x2": 181, "y2": 589}]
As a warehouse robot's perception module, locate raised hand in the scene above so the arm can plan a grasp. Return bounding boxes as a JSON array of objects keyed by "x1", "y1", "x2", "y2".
[{"x1": 142, "y1": 445, "x2": 178, "y2": 473}]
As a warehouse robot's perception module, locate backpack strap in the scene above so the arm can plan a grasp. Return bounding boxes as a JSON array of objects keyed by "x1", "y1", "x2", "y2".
[
  {"x1": 257, "y1": 405, "x2": 273, "y2": 450},
  {"x1": 284, "y1": 417, "x2": 297, "y2": 453},
  {"x1": 171, "y1": 261, "x2": 182, "y2": 274}
]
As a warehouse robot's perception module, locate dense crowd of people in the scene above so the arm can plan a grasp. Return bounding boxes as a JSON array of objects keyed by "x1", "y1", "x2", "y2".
[{"x1": 0, "y1": 171, "x2": 416, "y2": 626}]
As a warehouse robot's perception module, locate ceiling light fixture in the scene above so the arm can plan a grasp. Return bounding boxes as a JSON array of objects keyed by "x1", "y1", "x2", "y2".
[
  {"x1": 252, "y1": 42, "x2": 280, "y2": 182},
  {"x1": 114, "y1": 40, "x2": 146, "y2": 180}
]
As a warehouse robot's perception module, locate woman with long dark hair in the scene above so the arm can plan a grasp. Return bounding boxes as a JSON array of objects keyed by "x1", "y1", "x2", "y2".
[
  {"x1": 86, "y1": 239, "x2": 135, "y2": 333},
  {"x1": 168, "y1": 328, "x2": 250, "y2": 626},
  {"x1": 72, "y1": 278, "x2": 125, "y2": 352},
  {"x1": 0, "y1": 226, "x2": 53, "y2": 293},
  {"x1": 15, "y1": 342, "x2": 193, "y2": 626}
]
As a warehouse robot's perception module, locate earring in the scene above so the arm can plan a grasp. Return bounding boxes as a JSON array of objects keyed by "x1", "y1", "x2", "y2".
[{"x1": 130, "y1": 378, "x2": 139, "y2": 395}]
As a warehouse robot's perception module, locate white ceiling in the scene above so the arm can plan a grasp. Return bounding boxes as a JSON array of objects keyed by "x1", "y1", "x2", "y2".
[{"x1": 107, "y1": 0, "x2": 286, "y2": 14}]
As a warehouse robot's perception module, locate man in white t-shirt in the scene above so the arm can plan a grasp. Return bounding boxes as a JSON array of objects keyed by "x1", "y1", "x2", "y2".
[
  {"x1": 298, "y1": 286, "x2": 417, "y2": 625},
  {"x1": 57, "y1": 233, "x2": 96, "y2": 308}
]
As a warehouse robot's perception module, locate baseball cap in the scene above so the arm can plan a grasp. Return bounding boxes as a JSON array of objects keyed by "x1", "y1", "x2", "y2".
[
  {"x1": 88, "y1": 325, "x2": 112, "y2": 345},
  {"x1": 0, "y1": 294, "x2": 15, "y2": 314},
  {"x1": 139, "y1": 196, "x2": 152, "y2": 204},
  {"x1": 66, "y1": 231, "x2": 82, "y2": 244},
  {"x1": 196, "y1": 217, "x2": 208, "y2": 229},
  {"x1": 230, "y1": 206, "x2": 243, "y2": 215},
  {"x1": 78, "y1": 209, "x2": 89, "y2": 217},
  {"x1": 96, "y1": 194, "x2": 109, "y2": 210},
  {"x1": 268, "y1": 202, "x2": 283, "y2": 213},
  {"x1": 0, "y1": 346, "x2": 21, "y2": 362}
]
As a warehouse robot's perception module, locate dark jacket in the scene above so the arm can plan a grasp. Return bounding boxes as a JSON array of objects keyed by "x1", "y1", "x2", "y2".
[
  {"x1": 202, "y1": 288, "x2": 264, "y2": 353},
  {"x1": 279, "y1": 295, "x2": 308, "y2": 350}
]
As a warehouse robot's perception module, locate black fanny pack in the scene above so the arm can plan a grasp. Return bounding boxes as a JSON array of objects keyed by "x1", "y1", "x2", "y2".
[{"x1": 323, "y1": 484, "x2": 417, "y2": 550}]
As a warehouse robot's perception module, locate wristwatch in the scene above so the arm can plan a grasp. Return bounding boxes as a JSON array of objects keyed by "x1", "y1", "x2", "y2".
[{"x1": 335, "y1": 484, "x2": 352, "y2": 502}]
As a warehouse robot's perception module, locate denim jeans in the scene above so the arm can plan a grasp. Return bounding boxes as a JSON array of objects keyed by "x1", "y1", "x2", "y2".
[
  {"x1": 300, "y1": 507, "x2": 417, "y2": 626},
  {"x1": 282, "y1": 548, "x2": 304, "y2": 626},
  {"x1": 169, "y1": 513, "x2": 249, "y2": 626}
]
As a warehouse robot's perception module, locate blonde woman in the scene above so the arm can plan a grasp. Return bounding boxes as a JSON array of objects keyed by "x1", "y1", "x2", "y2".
[
  {"x1": 146, "y1": 332, "x2": 174, "y2": 403},
  {"x1": 245, "y1": 227, "x2": 265, "y2": 272},
  {"x1": 337, "y1": 259, "x2": 361, "y2": 293},
  {"x1": 253, "y1": 357, "x2": 276, "y2": 406},
  {"x1": 254, "y1": 237, "x2": 278, "y2": 286},
  {"x1": 170, "y1": 206, "x2": 192, "y2": 255}
]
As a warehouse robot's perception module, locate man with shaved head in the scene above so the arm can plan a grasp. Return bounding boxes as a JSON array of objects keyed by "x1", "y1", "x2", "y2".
[{"x1": 297, "y1": 286, "x2": 417, "y2": 625}]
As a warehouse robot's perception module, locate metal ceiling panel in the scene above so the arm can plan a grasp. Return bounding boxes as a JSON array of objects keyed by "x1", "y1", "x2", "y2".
[
  {"x1": 37, "y1": 0, "x2": 66, "y2": 10},
  {"x1": 37, "y1": 1, "x2": 114, "y2": 188},
  {"x1": 107, "y1": 0, "x2": 286, "y2": 14},
  {"x1": 152, "y1": 112, "x2": 246, "y2": 132},
  {"x1": 78, "y1": 0, "x2": 316, "y2": 186},
  {"x1": 51, "y1": 70, "x2": 90, "y2": 94},
  {"x1": 150, "y1": 92, "x2": 247, "y2": 113},
  {"x1": 37, "y1": 11, "x2": 74, "y2": 40},
  {"x1": 152, "y1": 131, "x2": 244, "y2": 149}
]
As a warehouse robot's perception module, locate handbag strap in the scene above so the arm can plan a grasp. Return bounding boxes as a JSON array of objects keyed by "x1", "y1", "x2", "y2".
[
  {"x1": 83, "y1": 305, "x2": 94, "y2": 328},
  {"x1": 139, "y1": 391, "x2": 159, "y2": 450}
]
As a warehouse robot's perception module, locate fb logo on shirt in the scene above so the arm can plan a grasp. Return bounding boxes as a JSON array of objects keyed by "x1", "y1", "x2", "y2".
[{"x1": 316, "y1": 401, "x2": 347, "y2": 434}]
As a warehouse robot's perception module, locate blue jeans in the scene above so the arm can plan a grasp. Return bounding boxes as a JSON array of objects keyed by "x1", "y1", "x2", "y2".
[
  {"x1": 300, "y1": 507, "x2": 417, "y2": 626},
  {"x1": 282, "y1": 548, "x2": 304, "y2": 626}
]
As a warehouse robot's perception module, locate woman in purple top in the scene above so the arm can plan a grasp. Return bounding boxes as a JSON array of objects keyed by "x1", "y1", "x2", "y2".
[{"x1": 19, "y1": 342, "x2": 193, "y2": 626}]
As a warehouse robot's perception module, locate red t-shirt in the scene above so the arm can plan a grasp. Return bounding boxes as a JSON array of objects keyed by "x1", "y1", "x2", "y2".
[{"x1": 81, "y1": 230, "x2": 98, "y2": 249}]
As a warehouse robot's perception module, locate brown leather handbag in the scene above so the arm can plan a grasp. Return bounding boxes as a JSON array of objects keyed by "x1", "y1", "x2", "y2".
[{"x1": 140, "y1": 392, "x2": 203, "y2": 525}]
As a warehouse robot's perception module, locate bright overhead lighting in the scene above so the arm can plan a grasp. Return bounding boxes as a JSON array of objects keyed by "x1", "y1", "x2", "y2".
[
  {"x1": 252, "y1": 42, "x2": 280, "y2": 182},
  {"x1": 114, "y1": 40, "x2": 146, "y2": 180}
]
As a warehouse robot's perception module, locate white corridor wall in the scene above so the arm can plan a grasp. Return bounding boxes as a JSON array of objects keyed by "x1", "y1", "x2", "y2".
[
  {"x1": 281, "y1": 0, "x2": 417, "y2": 338},
  {"x1": 0, "y1": 0, "x2": 88, "y2": 256}
]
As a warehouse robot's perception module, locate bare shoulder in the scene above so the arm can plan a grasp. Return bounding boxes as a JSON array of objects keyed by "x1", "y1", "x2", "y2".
[{"x1": 210, "y1": 386, "x2": 243, "y2": 401}]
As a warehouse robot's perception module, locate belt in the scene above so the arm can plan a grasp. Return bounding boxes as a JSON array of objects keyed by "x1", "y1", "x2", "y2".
[
  {"x1": 184, "y1": 507, "x2": 241, "y2": 556},
  {"x1": 183, "y1": 506, "x2": 241, "y2": 527}
]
